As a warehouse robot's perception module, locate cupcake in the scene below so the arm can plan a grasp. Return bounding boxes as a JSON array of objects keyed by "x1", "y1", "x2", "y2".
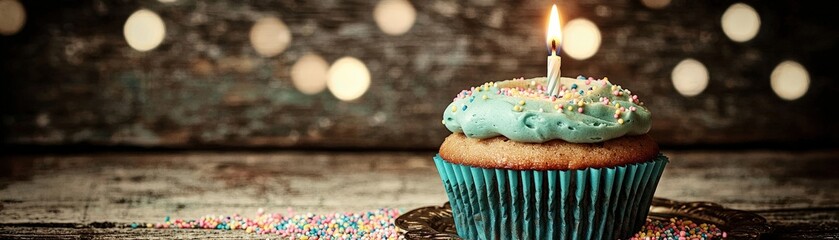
[{"x1": 435, "y1": 76, "x2": 667, "y2": 240}]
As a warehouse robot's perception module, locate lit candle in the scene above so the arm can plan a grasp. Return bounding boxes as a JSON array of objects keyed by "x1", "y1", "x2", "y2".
[{"x1": 545, "y1": 4, "x2": 562, "y2": 97}]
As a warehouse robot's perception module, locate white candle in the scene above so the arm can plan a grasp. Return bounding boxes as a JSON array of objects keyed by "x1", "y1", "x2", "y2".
[{"x1": 545, "y1": 4, "x2": 562, "y2": 97}]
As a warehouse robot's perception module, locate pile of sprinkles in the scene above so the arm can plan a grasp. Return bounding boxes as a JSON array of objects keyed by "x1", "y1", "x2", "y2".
[
  {"x1": 128, "y1": 208, "x2": 402, "y2": 239},
  {"x1": 128, "y1": 208, "x2": 724, "y2": 240},
  {"x1": 629, "y1": 218, "x2": 727, "y2": 240}
]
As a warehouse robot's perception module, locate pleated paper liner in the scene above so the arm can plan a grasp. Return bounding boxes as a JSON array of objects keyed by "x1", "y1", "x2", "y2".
[{"x1": 433, "y1": 154, "x2": 668, "y2": 240}]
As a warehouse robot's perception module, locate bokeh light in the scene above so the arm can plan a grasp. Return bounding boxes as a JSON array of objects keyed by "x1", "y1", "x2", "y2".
[
  {"x1": 562, "y1": 18, "x2": 601, "y2": 60},
  {"x1": 123, "y1": 9, "x2": 166, "y2": 52},
  {"x1": 671, "y1": 58, "x2": 709, "y2": 97},
  {"x1": 721, "y1": 3, "x2": 761, "y2": 42},
  {"x1": 250, "y1": 17, "x2": 292, "y2": 57},
  {"x1": 373, "y1": 0, "x2": 416, "y2": 36},
  {"x1": 291, "y1": 54, "x2": 329, "y2": 95},
  {"x1": 327, "y1": 57, "x2": 371, "y2": 101},
  {"x1": 771, "y1": 60, "x2": 809, "y2": 100},
  {"x1": 0, "y1": 0, "x2": 26, "y2": 36},
  {"x1": 641, "y1": 0, "x2": 671, "y2": 9}
]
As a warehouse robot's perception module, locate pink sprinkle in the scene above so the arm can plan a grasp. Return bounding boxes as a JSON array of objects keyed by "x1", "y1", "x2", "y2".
[
  {"x1": 614, "y1": 114, "x2": 620, "y2": 119},
  {"x1": 620, "y1": 107, "x2": 625, "y2": 112},
  {"x1": 630, "y1": 107, "x2": 637, "y2": 112},
  {"x1": 585, "y1": 79, "x2": 592, "y2": 85},
  {"x1": 578, "y1": 107, "x2": 584, "y2": 113}
]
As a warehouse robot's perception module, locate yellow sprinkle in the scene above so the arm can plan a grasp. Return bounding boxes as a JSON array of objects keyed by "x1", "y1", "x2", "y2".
[
  {"x1": 442, "y1": 119, "x2": 446, "y2": 125},
  {"x1": 577, "y1": 101, "x2": 584, "y2": 107},
  {"x1": 519, "y1": 100, "x2": 526, "y2": 105},
  {"x1": 567, "y1": 106, "x2": 573, "y2": 111},
  {"x1": 451, "y1": 105, "x2": 457, "y2": 112},
  {"x1": 603, "y1": 77, "x2": 609, "y2": 81},
  {"x1": 615, "y1": 109, "x2": 622, "y2": 114},
  {"x1": 615, "y1": 103, "x2": 621, "y2": 108},
  {"x1": 618, "y1": 119, "x2": 625, "y2": 124},
  {"x1": 482, "y1": 95, "x2": 488, "y2": 100},
  {"x1": 513, "y1": 105, "x2": 522, "y2": 112},
  {"x1": 554, "y1": 104, "x2": 560, "y2": 110},
  {"x1": 476, "y1": 87, "x2": 482, "y2": 92}
]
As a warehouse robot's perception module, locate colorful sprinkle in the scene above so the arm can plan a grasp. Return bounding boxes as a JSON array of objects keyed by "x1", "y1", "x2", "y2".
[
  {"x1": 129, "y1": 208, "x2": 402, "y2": 239},
  {"x1": 513, "y1": 105, "x2": 523, "y2": 112},
  {"x1": 630, "y1": 218, "x2": 726, "y2": 240}
]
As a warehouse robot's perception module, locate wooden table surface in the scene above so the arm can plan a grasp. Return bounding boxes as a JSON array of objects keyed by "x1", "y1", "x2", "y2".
[{"x1": 1, "y1": 150, "x2": 837, "y2": 239}]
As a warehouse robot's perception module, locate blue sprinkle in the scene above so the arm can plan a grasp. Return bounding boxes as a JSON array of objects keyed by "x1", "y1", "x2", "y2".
[
  {"x1": 577, "y1": 75, "x2": 586, "y2": 80},
  {"x1": 164, "y1": 216, "x2": 170, "y2": 222},
  {"x1": 571, "y1": 84, "x2": 578, "y2": 89},
  {"x1": 130, "y1": 223, "x2": 138, "y2": 229},
  {"x1": 579, "y1": 90, "x2": 584, "y2": 95},
  {"x1": 469, "y1": 96, "x2": 475, "y2": 102},
  {"x1": 462, "y1": 105, "x2": 468, "y2": 111}
]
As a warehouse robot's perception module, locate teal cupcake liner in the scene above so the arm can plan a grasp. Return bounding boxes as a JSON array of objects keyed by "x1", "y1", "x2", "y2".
[{"x1": 433, "y1": 154, "x2": 668, "y2": 240}]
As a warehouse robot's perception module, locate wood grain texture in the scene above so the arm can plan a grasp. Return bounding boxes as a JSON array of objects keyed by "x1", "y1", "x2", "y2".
[
  {"x1": 1, "y1": 150, "x2": 838, "y2": 238},
  {"x1": 1, "y1": 0, "x2": 837, "y2": 149}
]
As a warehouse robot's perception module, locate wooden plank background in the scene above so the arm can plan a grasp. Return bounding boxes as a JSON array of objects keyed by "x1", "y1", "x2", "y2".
[
  {"x1": 1, "y1": 150, "x2": 838, "y2": 238},
  {"x1": 1, "y1": 0, "x2": 837, "y2": 149}
]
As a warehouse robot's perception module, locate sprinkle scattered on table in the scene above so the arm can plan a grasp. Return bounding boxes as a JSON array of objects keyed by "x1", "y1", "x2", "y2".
[
  {"x1": 129, "y1": 208, "x2": 403, "y2": 239},
  {"x1": 630, "y1": 218, "x2": 726, "y2": 240},
  {"x1": 130, "y1": 208, "x2": 725, "y2": 240}
]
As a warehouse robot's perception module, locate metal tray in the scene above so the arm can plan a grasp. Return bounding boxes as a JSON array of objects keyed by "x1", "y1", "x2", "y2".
[{"x1": 396, "y1": 198, "x2": 772, "y2": 240}]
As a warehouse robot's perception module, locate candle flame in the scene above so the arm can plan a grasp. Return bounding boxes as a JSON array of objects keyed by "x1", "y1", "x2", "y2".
[{"x1": 546, "y1": 4, "x2": 562, "y2": 54}]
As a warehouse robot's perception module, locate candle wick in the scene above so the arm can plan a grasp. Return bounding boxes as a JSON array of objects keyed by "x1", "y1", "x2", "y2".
[{"x1": 551, "y1": 40, "x2": 558, "y2": 55}]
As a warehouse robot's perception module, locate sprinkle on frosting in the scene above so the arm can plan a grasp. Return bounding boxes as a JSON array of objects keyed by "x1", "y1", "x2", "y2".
[{"x1": 442, "y1": 76, "x2": 651, "y2": 143}]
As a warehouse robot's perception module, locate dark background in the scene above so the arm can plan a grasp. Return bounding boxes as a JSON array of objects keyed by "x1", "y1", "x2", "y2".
[{"x1": 1, "y1": 0, "x2": 837, "y2": 151}]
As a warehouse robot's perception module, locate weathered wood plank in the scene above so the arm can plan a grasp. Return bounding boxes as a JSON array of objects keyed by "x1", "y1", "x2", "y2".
[
  {"x1": 1, "y1": 0, "x2": 837, "y2": 149},
  {"x1": 1, "y1": 150, "x2": 838, "y2": 238}
]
